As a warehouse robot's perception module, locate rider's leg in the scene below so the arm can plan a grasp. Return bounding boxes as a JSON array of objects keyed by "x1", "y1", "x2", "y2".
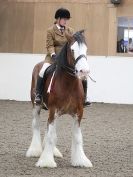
[
  {"x1": 35, "y1": 63, "x2": 51, "y2": 104},
  {"x1": 82, "y1": 79, "x2": 91, "y2": 106}
]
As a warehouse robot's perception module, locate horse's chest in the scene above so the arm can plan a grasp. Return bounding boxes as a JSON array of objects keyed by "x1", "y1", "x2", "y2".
[{"x1": 57, "y1": 96, "x2": 78, "y2": 114}]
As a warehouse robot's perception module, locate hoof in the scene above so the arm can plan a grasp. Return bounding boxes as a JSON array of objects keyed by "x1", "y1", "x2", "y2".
[
  {"x1": 71, "y1": 158, "x2": 93, "y2": 168},
  {"x1": 26, "y1": 147, "x2": 42, "y2": 157},
  {"x1": 72, "y1": 160, "x2": 93, "y2": 168},
  {"x1": 36, "y1": 159, "x2": 57, "y2": 168}
]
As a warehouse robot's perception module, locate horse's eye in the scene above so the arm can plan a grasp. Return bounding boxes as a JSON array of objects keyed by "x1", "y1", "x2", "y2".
[{"x1": 71, "y1": 49, "x2": 74, "y2": 52}]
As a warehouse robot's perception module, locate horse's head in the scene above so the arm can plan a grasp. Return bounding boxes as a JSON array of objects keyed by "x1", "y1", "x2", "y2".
[{"x1": 66, "y1": 30, "x2": 90, "y2": 79}]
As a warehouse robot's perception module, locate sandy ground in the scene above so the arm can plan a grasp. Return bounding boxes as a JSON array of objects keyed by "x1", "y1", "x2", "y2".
[{"x1": 0, "y1": 100, "x2": 133, "y2": 177}]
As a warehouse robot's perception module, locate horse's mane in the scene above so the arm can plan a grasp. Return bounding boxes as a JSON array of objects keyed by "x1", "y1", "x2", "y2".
[{"x1": 56, "y1": 42, "x2": 69, "y2": 71}]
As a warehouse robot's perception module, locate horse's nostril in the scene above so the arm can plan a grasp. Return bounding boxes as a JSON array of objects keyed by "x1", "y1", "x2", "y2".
[{"x1": 80, "y1": 70, "x2": 83, "y2": 73}]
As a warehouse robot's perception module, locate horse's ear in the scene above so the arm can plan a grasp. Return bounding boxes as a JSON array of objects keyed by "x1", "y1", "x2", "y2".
[
  {"x1": 74, "y1": 29, "x2": 85, "y2": 37},
  {"x1": 65, "y1": 32, "x2": 74, "y2": 43},
  {"x1": 79, "y1": 29, "x2": 85, "y2": 35}
]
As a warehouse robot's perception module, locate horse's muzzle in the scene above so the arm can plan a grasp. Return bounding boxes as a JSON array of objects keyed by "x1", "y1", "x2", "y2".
[{"x1": 76, "y1": 69, "x2": 90, "y2": 79}]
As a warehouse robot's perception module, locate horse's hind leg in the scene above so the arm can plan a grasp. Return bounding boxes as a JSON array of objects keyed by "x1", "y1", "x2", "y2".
[
  {"x1": 71, "y1": 116, "x2": 93, "y2": 167},
  {"x1": 26, "y1": 105, "x2": 42, "y2": 157}
]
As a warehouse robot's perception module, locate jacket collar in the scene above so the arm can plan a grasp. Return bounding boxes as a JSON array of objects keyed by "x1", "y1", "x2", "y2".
[
  {"x1": 53, "y1": 24, "x2": 66, "y2": 37},
  {"x1": 56, "y1": 24, "x2": 65, "y2": 30}
]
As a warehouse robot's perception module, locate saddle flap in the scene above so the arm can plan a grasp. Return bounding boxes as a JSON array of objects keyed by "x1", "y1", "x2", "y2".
[{"x1": 43, "y1": 63, "x2": 56, "y2": 79}]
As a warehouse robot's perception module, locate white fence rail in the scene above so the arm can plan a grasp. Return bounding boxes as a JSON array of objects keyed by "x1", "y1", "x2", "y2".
[{"x1": 0, "y1": 53, "x2": 133, "y2": 104}]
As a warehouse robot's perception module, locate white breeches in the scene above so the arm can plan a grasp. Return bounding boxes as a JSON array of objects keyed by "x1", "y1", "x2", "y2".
[{"x1": 39, "y1": 63, "x2": 51, "y2": 78}]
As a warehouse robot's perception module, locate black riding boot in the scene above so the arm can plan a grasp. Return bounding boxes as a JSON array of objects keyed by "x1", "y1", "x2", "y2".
[
  {"x1": 35, "y1": 76, "x2": 44, "y2": 104},
  {"x1": 82, "y1": 79, "x2": 91, "y2": 106}
]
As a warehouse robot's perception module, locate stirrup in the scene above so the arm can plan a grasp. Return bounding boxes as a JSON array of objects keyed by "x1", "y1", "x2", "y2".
[
  {"x1": 34, "y1": 94, "x2": 42, "y2": 105},
  {"x1": 84, "y1": 101, "x2": 91, "y2": 107}
]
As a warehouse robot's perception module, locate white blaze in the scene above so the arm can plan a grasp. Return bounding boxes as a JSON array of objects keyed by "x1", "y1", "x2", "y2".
[{"x1": 71, "y1": 41, "x2": 90, "y2": 79}]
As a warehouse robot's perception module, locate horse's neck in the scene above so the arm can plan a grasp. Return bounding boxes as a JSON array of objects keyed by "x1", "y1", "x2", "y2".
[{"x1": 56, "y1": 70, "x2": 79, "y2": 89}]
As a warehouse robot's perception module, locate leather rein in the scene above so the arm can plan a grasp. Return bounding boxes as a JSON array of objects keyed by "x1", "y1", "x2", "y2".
[{"x1": 62, "y1": 54, "x2": 87, "y2": 77}]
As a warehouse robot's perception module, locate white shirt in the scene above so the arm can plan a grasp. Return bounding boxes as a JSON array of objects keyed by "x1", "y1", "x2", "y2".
[{"x1": 56, "y1": 24, "x2": 65, "y2": 31}]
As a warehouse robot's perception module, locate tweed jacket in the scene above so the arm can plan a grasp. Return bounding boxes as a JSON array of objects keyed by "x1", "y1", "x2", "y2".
[{"x1": 44, "y1": 24, "x2": 74, "y2": 64}]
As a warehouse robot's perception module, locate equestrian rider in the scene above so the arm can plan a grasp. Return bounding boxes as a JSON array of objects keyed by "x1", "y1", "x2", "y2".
[{"x1": 35, "y1": 8, "x2": 91, "y2": 106}]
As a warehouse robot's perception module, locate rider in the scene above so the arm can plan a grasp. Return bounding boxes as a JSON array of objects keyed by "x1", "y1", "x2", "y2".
[{"x1": 35, "y1": 8, "x2": 91, "y2": 106}]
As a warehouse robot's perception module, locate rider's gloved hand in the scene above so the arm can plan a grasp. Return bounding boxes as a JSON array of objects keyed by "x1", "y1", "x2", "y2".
[{"x1": 51, "y1": 54, "x2": 56, "y2": 60}]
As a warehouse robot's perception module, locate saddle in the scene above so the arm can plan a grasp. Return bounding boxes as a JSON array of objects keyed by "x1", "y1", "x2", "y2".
[{"x1": 43, "y1": 63, "x2": 56, "y2": 81}]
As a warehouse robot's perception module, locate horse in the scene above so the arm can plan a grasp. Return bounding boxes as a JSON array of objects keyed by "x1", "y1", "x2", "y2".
[{"x1": 26, "y1": 30, "x2": 93, "y2": 168}]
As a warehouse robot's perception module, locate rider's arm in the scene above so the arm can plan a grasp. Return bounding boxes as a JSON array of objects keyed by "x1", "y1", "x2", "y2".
[{"x1": 46, "y1": 29, "x2": 55, "y2": 56}]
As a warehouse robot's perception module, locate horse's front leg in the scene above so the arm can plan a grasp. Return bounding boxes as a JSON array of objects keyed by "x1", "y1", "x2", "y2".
[
  {"x1": 71, "y1": 110, "x2": 93, "y2": 168},
  {"x1": 26, "y1": 105, "x2": 42, "y2": 157},
  {"x1": 36, "y1": 107, "x2": 58, "y2": 168},
  {"x1": 42, "y1": 112, "x2": 63, "y2": 159}
]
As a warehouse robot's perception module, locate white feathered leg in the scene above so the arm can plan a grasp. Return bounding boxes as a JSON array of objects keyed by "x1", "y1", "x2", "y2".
[
  {"x1": 71, "y1": 118, "x2": 93, "y2": 167},
  {"x1": 26, "y1": 105, "x2": 42, "y2": 157},
  {"x1": 42, "y1": 115, "x2": 63, "y2": 159},
  {"x1": 36, "y1": 121, "x2": 57, "y2": 168}
]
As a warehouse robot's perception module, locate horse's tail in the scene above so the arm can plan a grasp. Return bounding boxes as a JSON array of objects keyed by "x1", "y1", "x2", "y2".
[{"x1": 30, "y1": 61, "x2": 44, "y2": 107}]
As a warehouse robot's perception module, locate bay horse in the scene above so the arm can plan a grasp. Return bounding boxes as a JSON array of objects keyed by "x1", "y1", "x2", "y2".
[{"x1": 26, "y1": 30, "x2": 93, "y2": 168}]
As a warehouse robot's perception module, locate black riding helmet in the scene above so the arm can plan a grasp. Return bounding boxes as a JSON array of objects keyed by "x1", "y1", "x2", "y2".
[{"x1": 55, "y1": 8, "x2": 71, "y2": 19}]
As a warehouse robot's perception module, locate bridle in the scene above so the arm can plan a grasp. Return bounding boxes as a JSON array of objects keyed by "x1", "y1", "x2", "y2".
[
  {"x1": 62, "y1": 54, "x2": 87, "y2": 77},
  {"x1": 74, "y1": 54, "x2": 87, "y2": 65}
]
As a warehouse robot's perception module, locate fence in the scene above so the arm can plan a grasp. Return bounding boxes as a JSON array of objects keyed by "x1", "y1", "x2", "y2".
[{"x1": 0, "y1": 53, "x2": 133, "y2": 104}]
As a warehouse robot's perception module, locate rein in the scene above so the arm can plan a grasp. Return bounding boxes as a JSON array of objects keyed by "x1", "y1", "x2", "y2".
[
  {"x1": 61, "y1": 54, "x2": 96, "y2": 82},
  {"x1": 62, "y1": 65, "x2": 76, "y2": 76},
  {"x1": 62, "y1": 54, "x2": 87, "y2": 77}
]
